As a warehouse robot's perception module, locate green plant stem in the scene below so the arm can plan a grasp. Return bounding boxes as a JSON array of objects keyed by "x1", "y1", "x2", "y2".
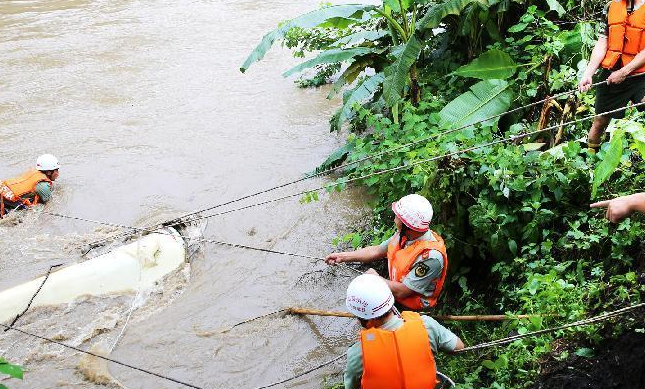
[
  {"x1": 398, "y1": 0, "x2": 410, "y2": 39},
  {"x1": 410, "y1": 4, "x2": 417, "y2": 35},
  {"x1": 374, "y1": 8, "x2": 407, "y2": 41}
]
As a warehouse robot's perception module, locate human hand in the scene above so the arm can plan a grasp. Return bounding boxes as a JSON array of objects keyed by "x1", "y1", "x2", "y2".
[
  {"x1": 579, "y1": 75, "x2": 593, "y2": 92},
  {"x1": 325, "y1": 252, "x2": 348, "y2": 266},
  {"x1": 607, "y1": 69, "x2": 628, "y2": 85},
  {"x1": 590, "y1": 194, "x2": 638, "y2": 223},
  {"x1": 364, "y1": 268, "x2": 379, "y2": 276}
]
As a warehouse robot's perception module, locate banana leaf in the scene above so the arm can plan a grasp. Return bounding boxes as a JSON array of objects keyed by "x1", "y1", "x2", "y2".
[
  {"x1": 328, "y1": 55, "x2": 379, "y2": 98},
  {"x1": 453, "y1": 49, "x2": 517, "y2": 80},
  {"x1": 438, "y1": 79, "x2": 513, "y2": 128},
  {"x1": 240, "y1": 4, "x2": 375, "y2": 73},
  {"x1": 331, "y1": 29, "x2": 388, "y2": 47},
  {"x1": 339, "y1": 73, "x2": 385, "y2": 124},
  {"x1": 383, "y1": 0, "x2": 413, "y2": 13},
  {"x1": 283, "y1": 47, "x2": 376, "y2": 77},
  {"x1": 545, "y1": 0, "x2": 565, "y2": 16},
  {"x1": 307, "y1": 142, "x2": 355, "y2": 176},
  {"x1": 418, "y1": 0, "x2": 493, "y2": 30},
  {"x1": 382, "y1": 35, "x2": 423, "y2": 106},
  {"x1": 592, "y1": 129, "x2": 626, "y2": 198}
]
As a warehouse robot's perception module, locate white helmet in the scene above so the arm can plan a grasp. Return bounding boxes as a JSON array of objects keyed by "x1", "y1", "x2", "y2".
[
  {"x1": 392, "y1": 194, "x2": 433, "y2": 232},
  {"x1": 36, "y1": 154, "x2": 60, "y2": 171},
  {"x1": 346, "y1": 274, "x2": 394, "y2": 320}
]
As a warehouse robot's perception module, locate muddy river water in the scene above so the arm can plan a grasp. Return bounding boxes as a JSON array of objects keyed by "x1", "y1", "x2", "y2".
[{"x1": 0, "y1": 0, "x2": 368, "y2": 387}]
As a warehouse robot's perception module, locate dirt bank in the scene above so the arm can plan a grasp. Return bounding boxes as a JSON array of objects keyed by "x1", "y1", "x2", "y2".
[{"x1": 534, "y1": 329, "x2": 645, "y2": 389}]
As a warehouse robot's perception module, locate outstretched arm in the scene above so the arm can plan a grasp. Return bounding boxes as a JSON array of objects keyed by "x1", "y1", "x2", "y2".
[
  {"x1": 590, "y1": 193, "x2": 645, "y2": 223},
  {"x1": 325, "y1": 245, "x2": 387, "y2": 265}
]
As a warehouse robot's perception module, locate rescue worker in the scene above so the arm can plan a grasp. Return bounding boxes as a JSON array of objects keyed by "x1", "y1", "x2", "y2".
[
  {"x1": 0, "y1": 154, "x2": 60, "y2": 218},
  {"x1": 591, "y1": 192, "x2": 645, "y2": 223},
  {"x1": 344, "y1": 274, "x2": 464, "y2": 389},
  {"x1": 579, "y1": 0, "x2": 645, "y2": 153},
  {"x1": 326, "y1": 194, "x2": 448, "y2": 310}
]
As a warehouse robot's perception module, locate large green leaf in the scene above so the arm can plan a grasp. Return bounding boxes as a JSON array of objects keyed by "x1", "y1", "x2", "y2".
[
  {"x1": 328, "y1": 56, "x2": 379, "y2": 98},
  {"x1": 308, "y1": 142, "x2": 355, "y2": 176},
  {"x1": 617, "y1": 120, "x2": 645, "y2": 160},
  {"x1": 0, "y1": 361, "x2": 23, "y2": 380},
  {"x1": 630, "y1": 126, "x2": 645, "y2": 159},
  {"x1": 382, "y1": 35, "x2": 423, "y2": 106},
  {"x1": 558, "y1": 25, "x2": 583, "y2": 63},
  {"x1": 331, "y1": 29, "x2": 388, "y2": 47},
  {"x1": 439, "y1": 79, "x2": 513, "y2": 128},
  {"x1": 283, "y1": 47, "x2": 375, "y2": 77},
  {"x1": 453, "y1": 49, "x2": 517, "y2": 80},
  {"x1": 545, "y1": 0, "x2": 566, "y2": 16},
  {"x1": 592, "y1": 129, "x2": 626, "y2": 198},
  {"x1": 339, "y1": 73, "x2": 385, "y2": 124},
  {"x1": 240, "y1": 4, "x2": 375, "y2": 73},
  {"x1": 383, "y1": 0, "x2": 413, "y2": 13},
  {"x1": 418, "y1": 0, "x2": 492, "y2": 30}
]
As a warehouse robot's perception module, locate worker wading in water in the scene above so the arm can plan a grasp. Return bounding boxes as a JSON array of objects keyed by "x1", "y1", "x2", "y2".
[
  {"x1": 326, "y1": 194, "x2": 448, "y2": 311},
  {"x1": 1, "y1": 154, "x2": 60, "y2": 218},
  {"x1": 343, "y1": 274, "x2": 464, "y2": 389},
  {"x1": 579, "y1": 0, "x2": 645, "y2": 152}
]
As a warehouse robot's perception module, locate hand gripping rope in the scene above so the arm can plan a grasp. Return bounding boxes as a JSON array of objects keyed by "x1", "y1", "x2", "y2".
[{"x1": 2, "y1": 302, "x2": 643, "y2": 389}]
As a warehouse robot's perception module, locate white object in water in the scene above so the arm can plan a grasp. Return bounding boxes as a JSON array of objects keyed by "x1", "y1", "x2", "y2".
[{"x1": 0, "y1": 228, "x2": 187, "y2": 324}]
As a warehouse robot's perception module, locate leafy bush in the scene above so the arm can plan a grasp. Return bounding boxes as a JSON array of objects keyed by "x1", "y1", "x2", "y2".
[{"x1": 244, "y1": 0, "x2": 645, "y2": 387}]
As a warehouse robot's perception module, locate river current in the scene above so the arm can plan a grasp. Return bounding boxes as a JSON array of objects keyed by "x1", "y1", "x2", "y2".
[{"x1": 0, "y1": 0, "x2": 367, "y2": 387}]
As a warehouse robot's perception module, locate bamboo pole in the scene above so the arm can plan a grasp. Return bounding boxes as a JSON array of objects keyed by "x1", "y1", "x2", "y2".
[{"x1": 286, "y1": 307, "x2": 547, "y2": 322}]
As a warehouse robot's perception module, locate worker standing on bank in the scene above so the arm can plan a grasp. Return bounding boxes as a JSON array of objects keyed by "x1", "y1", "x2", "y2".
[
  {"x1": 579, "y1": 0, "x2": 645, "y2": 153},
  {"x1": 1, "y1": 154, "x2": 60, "y2": 218},
  {"x1": 344, "y1": 274, "x2": 464, "y2": 389},
  {"x1": 326, "y1": 194, "x2": 448, "y2": 310}
]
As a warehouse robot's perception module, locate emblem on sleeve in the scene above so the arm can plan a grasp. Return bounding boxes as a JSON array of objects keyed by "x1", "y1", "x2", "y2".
[{"x1": 414, "y1": 263, "x2": 429, "y2": 277}]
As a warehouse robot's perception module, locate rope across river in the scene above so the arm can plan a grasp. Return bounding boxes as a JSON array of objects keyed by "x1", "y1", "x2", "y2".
[
  {"x1": 2, "y1": 302, "x2": 644, "y2": 389},
  {"x1": 42, "y1": 101, "x2": 645, "y2": 239},
  {"x1": 82, "y1": 73, "x2": 645, "y2": 248},
  {"x1": 5, "y1": 78, "x2": 645, "y2": 388}
]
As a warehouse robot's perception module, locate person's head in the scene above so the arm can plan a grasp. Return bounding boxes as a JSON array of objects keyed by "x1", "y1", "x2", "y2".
[
  {"x1": 391, "y1": 194, "x2": 433, "y2": 238},
  {"x1": 346, "y1": 274, "x2": 395, "y2": 329},
  {"x1": 36, "y1": 154, "x2": 60, "y2": 181}
]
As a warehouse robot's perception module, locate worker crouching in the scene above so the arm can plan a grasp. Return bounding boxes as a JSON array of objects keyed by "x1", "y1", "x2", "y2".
[
  {"x1": 326, "y1": 194, "x2": 448, "y2": 310},
  {"x1": 343, "y1": 274, "x2": 464, "y2": 389},
  {"x1": 1, "y1": 154, "x2": 60, "y2": 218}
]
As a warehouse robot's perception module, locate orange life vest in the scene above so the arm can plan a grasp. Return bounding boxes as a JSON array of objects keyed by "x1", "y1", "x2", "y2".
[
  {"x1": 387, "y1": 231, "x2": 448, "y2": 310},
  {"x1": 360, "y1": 311, "x2": 437, "y2": 389},
  {"x1": 602, "y1": 0, "x2": 645, "y2": 73},
  {"x1": 0, "y1": 169, "x2": 52, "y2": 207}
]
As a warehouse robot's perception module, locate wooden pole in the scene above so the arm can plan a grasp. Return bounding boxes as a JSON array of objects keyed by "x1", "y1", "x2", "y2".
[{"x1": 286, "y1": 307, "x2": 547, "y2": 322}]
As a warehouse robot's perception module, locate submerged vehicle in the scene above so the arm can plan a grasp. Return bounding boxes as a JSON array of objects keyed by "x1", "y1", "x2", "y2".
[{"x1": 0, "y1": 222, "x2": 204, "y2": 324}]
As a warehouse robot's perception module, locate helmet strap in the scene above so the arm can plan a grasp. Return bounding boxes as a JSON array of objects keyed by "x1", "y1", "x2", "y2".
[{"x1": 399, "y1": 224, "x2": 408, "y2": 247}]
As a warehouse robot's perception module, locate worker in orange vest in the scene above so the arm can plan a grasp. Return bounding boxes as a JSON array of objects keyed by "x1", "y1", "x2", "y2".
[
  {"x1": 326, "y1": 194, "x2": 448, "y2": 310},
  {"x1": 1, "y1": 154, "x2": 60, "y2": 218},
  {"x1": 343, "y1": 274, "x2": 464, "y2": 389},
  {"x1": 579, "y1": 0, "x2": 645, "y2": 152}
]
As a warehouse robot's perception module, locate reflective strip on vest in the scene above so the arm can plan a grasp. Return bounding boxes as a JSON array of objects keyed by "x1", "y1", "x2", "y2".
[
  {"x1": 602, "y1": 0, "x2": 645, "y2": 73},
  {"x1": 360, "y1": 311, "x2": 437, "y2": 389},
  {"x1": 387, "y1": 231, "x2": 448, "y2": 310},
  {"x1": 0, "y1": 169, "x2": 51, "y2": 206}
]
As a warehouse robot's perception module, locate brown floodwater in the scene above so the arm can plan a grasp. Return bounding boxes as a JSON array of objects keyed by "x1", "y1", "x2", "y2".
[{"x1": 0, "y1": 0, "x2": 370, "y2": 387}]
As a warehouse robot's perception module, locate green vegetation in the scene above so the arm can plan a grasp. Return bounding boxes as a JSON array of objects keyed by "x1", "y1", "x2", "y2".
[
  {"x1": 0, "y1": 358, "x2": 24, "y2": 389},
  {"x1": 243, "y1": 0, "x2": 645, "y2": 387}
]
